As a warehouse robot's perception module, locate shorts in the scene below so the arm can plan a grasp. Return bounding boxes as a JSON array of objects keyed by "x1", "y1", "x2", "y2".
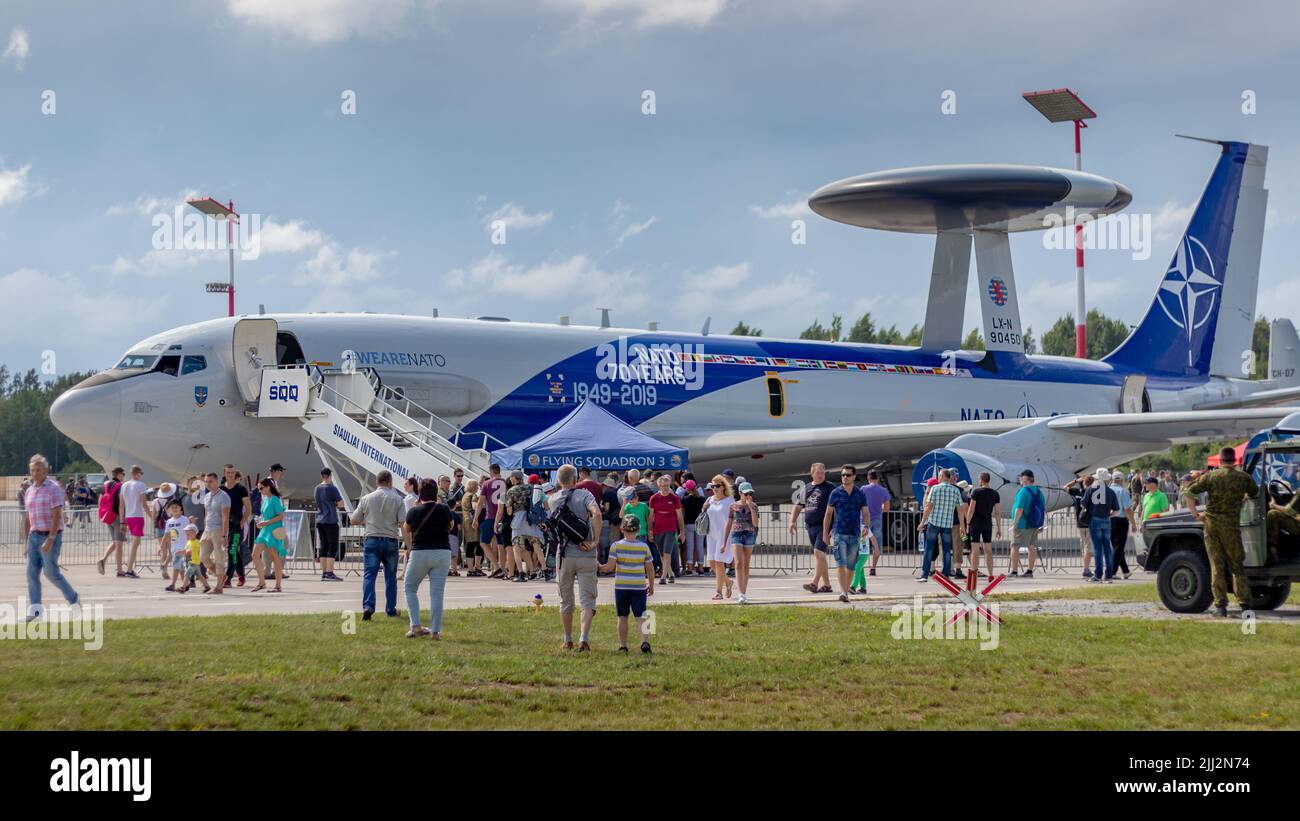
[
  {"x1": 968, "y1": 520, "x2": 993, "y2": 543},
  {"x1": 463, "y1": 540, "x2": 482, "y2": 559},
  {"x1": 807, "y1": 524, "x2": 829, "y2": 553},
  {"x1": 830, "y1": 532, "x2": 860, "y2": 569},
  {"x1": 478, "y1": 520, "x2": 495, "y2": 545},
  {"x1": 316, "y1": 522, "x2": 340, "y2": 559},
  {"x1": 185, "y1": 563, "x2": 204, "y2": 581},
  {"x1": 171, "y1": 554, "x2": 186, "y2": 571},
  {"x1": 198, "y1": 532, "x2": 223, "y2": 566},
  {"x1": 868, "y1": 520, "x2": 883, "y2": 551},
  {"x1": 106, "y1": 520, "x2": 126, "y2": 542},
  {"x1": 125, "y1": 517, "x2": 145, "y2": 538},
  {"x1": 1013, "y1": 527, "x2": 1040, "y2": 547},
  {"x1": 729, "y1": 529, "x2": 756, "y2": 548},
  {"x1": 557, "y1": 553, "x2": 598, "y2": 615},
  {"x1": 615, "y1": 588, "x2": 648, "y2": 618},
  {"x1": 513, "y1": 535, "x2": 541, "y2": 551}
]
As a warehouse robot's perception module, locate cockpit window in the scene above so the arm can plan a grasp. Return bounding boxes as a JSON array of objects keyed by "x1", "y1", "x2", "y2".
[
  {"x1": 115, "y1": 354, "x2": 158, "y2": 370},
  {"x1": 181, "y1": 355, "x2": 207, "y2": 375},
  {"x1": 155, "y1": 355, "x2": 181, "y2": 377}
]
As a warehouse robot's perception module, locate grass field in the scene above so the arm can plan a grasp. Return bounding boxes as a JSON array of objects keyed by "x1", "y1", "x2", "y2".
[
  {"x1": 1, "y1": 603, "x2": 1296, "y2": 730},
  {"x1": 999, "y1": 581, "x2": 1300, "y2": 604}
]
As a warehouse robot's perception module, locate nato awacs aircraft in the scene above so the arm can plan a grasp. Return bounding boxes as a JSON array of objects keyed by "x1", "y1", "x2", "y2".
[{"x1": 51, "y1": 138, "x2": 1300, "y2": 511}]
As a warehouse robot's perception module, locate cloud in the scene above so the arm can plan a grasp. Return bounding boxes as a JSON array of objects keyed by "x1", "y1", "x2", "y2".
[
  {"x1": 225, "y1": 0, "x2": 430, "y2": 43},
  {"x1": 106, "y1": 190, "x2": 200, "y2": 218},
  {"x1": 1150, "y1": 200, "x2": 1195, "y2": 243},
  {"x1": 544, "y1": 0, "x2": 730, "y2": 29},
  {"x1": 482, "y1": 201, "x2": 554, "y2": 233},
  {"x1": 0, "y1": 162, "x2": 33, "y2": 206},
  {"x1": 297, "y1": 243, "x2": 391, "y2": 286},
  {"x1": 749, "y1": 196, "x2": 812, "y2": 220},
  {"x1": 256, "y1": 217, "x2": 326, "y2": 254},
  {"x1": 2, "y1": 28, "x2": 29, "y2": 70},
  {"x1": 614, "y1": 215, "x2": 656, "y2": 247},
  {"x1": 0, "y1": 268, "x2": 170, "y2": 358}
]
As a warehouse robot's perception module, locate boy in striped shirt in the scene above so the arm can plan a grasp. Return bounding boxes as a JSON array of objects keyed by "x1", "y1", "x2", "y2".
[{"x1": 599, "y1": 514, "x2": 655, "y2": 653}]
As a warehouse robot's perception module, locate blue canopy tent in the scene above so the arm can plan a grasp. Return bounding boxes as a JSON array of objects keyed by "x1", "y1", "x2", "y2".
[{"x1": 489, "y1": 399, "x2": 688, "y2": 473}]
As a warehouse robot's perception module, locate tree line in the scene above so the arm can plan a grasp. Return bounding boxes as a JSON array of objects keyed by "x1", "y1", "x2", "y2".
[
  {"x1": 733, "y1": 312, "x2": 1273, "y2": 372},
  {"x1": 0, "y1": 367, "x2": 96, "y2": 477}
]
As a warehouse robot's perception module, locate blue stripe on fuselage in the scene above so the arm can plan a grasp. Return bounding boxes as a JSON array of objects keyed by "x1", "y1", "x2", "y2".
[{"x1": 462, "y1": 335, "x2": 1206, "y2": 447}]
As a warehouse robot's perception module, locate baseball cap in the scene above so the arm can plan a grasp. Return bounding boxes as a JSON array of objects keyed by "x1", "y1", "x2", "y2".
[
  {"x1": 722, "y1": 468, "x2": 736, "y2": 478},
  {"x1": 528, "y1": 474, "x2": 541, "y2": 484},
  {"x1": 683, "y1": 479, "x2": 697, "y2": 491},
  {"x1": 1144, "y1": 475, "x2": 1159, "y2": 485},
  {"x1": 738, "y1": 482, "x2": 754, "y2": 495},
  {"x1": 182, "y1": 523, "x2": 197, "y2": 533},
  {"x1": 320, "y1": 467, "x2": 332, "y2": 476},
  {"x1": 620, "y1": 514, "x2": 642, "y2": 531},
  {"x1": 542, "y1": 481, "x2": 556, "y2": 493},
  {"x1": 925, "y1": 477, "x2": 940, "y2": 487},
  {"x1": 270, "y1": 463, "x2": 285, "y2": 472}
]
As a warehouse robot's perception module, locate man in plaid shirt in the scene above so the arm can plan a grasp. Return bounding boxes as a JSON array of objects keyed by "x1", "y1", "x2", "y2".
[
  {"x1": 21, "y1": 454, "x2": 80, "y2": 619},
  {"x1": 916, "y1": 468, "x2": 966, "y2": 581}
]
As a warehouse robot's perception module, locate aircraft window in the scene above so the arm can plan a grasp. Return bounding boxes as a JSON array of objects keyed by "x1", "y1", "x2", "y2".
[
  {"x1": 155, "y1": 355, "x2": 181, "y2": 377},
  {"x1": 115, "y1": 354, "x2": 158, "y2": 370},
  {"x1": 181, "y1": 355, "x2": 207, "y2": 375},
  {"x1": 766, "y1": 377, "x2": 785, "y2": 417}
]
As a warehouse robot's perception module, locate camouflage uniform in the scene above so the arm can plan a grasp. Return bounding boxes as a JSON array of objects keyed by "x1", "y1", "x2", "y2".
[
  {"x1": 1265, "y1": 492, "x2": 1300, "y2": 562},
  {"x1": 1185, "y1": 467, "x2": 1259, "y2": 609}
]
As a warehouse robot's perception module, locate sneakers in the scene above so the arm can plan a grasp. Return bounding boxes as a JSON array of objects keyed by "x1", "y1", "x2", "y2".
[
  {"x1": 953, "y1": 569, "x2": 966, "y2": 579},
  {"x1": 738, "y1": 593, "x2": 749, "y2": 604},
  {"x1": 640, "y1": 641, "x2": 652, "y2": 653},
  {"x1": 406, "y1": 626, "x2": 431, "y2": 638},
  {"x1": 1009, "y1": 570, "x2": 1019, "y2": 577},
  {"x1": 618, "y1": 646, "x2": 629, "y2": 653},
  {"x1": 917, "y1": 576, "x2": 929, "y2": 583},
  {"x1": 838, "y1": 593, "x2": 849, "y2": 603},
  {"x1": 868, "y1": 568, "x2": 876, "y2": 577},
  {"x1": 362, "y1": 609, "x2": 374, "y2": 621},
  {"x1": 1082, "y1": 570, "x2": 1093, "y2": 579},
  {"x1": 1087, "y1": 577, "x2": 1101, "y2": 584},
  {"x1": 1122, "y1": 571, "x2": 1132, "y2": 580},
  {"x1": 1022, "y1": 570, "x2": 1033, "y2": 578},
  {"x1": 818, "y1": 585, "x2": 833, "y2": 594},
  {"x1": 123, "y1": 570, "x2": 140, "y2": 579},
  {"x1": 1212, "y1": 604, "x2": 1228, "y2": 618}
]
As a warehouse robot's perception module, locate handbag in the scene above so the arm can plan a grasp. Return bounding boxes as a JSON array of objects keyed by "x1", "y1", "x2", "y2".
[{"x1": 695, "y1": 503, "x2": 711, "y2": 537}]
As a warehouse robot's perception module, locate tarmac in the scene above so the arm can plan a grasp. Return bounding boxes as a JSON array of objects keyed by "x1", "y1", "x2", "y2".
[{"x1": 4, "y1": 560, "x2": 1121, "y2": 620}]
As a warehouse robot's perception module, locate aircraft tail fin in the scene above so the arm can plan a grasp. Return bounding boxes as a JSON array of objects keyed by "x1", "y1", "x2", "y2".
[
  {"x1": 1270, "y1": 318, "x2": 1300, "y2": 386},
  {"x1": 1103, "y1": 139, "x2": 1268, "y2": 377}
]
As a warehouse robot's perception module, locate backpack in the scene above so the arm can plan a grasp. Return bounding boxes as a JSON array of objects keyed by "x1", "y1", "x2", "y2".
[
  {"x1": 1023, "y1": 486, "x2": 1046, "y2": 529},
  {"x1": 694, "y1": 504, "x2": 711, "y2": 537},
  {"x1": 525, "y1": 487, "x2": 548, "y2": 527},
  {"x1": 98, "y1": 480, "x2": 120, "y2": 525},
  {"x1": 543, "y1": 489, "x2": 591, "y2": 554}
]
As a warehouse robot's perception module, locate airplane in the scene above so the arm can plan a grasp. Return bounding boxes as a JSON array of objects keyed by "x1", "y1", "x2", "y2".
[{"x1": 50, "y1": 138, "x2": 1300, "y2": 506}]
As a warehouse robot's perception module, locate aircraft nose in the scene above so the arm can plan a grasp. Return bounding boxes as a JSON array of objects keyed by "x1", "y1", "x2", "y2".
[{"x1": 50, "y1": 377, "x2": 122, "y2": 453}]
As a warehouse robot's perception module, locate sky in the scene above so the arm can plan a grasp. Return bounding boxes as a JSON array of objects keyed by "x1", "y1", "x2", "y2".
[{"x1": 2, "y1": 0, "x2": 1299, "y2": 375}]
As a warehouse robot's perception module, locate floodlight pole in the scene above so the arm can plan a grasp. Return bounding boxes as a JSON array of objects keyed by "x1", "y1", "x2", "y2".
[
  {"x1": 1073, "y1": 123, "x2": 1086, "y2": 358},
  {"x1": 226, "y1": 199, "x2": 235, "y2": 317}
]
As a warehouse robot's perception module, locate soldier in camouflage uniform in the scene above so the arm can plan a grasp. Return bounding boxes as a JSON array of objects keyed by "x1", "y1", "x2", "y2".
[
  {"x1": 1184, "y1": 447, "x2": 1259, "y2": 617},
  {"x1": 1265, "y1": 489, "x2": 1300, "y2": 563}
]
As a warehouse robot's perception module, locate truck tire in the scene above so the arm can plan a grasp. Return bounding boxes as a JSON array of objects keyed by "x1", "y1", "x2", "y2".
[
  {"x1": 1156, "y1": 549, "x2": 1213, "y2": 613},
  {"x1": 1246, "y1": 582, "x2": 1291, "y2": 611}
]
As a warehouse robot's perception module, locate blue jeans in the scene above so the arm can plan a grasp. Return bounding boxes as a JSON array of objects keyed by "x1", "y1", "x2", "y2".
[
  {"x1": 404, "y1": 549, "x2": 451, "y2": 632},
  {"x1": 362, "y1": 536, "x2": 400, "y2": 615},
  {"x1": 1089, "y1": 518, "x2": 1114, "y2": 580},
  {"x1": 922, "y1": 524, "x2": 953, "y2": 578},
  {"x1": 27, "y1": 531, "x2": 78, "y2": 617}
]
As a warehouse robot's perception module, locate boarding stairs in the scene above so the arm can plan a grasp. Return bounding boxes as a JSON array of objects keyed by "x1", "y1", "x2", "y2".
[{"x1": 252, "y1": 365, "x2": 498, "y2": 508}]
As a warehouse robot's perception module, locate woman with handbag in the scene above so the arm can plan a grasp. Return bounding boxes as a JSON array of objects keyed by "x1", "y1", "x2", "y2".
[
  {"x1": 402, "y1": 479, "x2": 455, "y2": 639},
  {"x1": 251, "y1": 478, "x2": 287, "y2": 592},
  {"x1": 702, "y1": 475, "x2": 735, "y2": 600}
]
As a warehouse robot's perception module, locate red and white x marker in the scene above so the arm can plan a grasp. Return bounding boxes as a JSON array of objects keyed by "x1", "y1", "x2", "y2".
[{"x1": 931, "y1": 571, "x2": 1005, "y2": 626}]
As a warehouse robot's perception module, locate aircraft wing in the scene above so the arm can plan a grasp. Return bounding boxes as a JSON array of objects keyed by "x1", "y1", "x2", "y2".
[
  {"x1": 664, "y1": 417, "x2": 1033, "y2": 464},
  {"x1": 1193, "y1": 386, "x2": 1300, "y2": 411},
  {"x1": 1039, "y1": 407, "x2": 1298, "y2": 443}
]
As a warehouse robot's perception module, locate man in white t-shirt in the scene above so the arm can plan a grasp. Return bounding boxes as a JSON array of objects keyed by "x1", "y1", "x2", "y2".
[{"x1": 119, "y1": 465, "x2": 149, "y2": 579}]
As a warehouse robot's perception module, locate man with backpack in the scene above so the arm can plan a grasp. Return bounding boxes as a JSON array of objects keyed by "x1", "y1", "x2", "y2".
[
  {"x1": 548, "y1": 464, "x2": 603, "y2": 652},
  {"x1": 1009, "y1": 469, "x2": 1046, "y2": 577},
  {"x1": 505, "y1": 470, "x2": 544, "y2": 582},
  {"x1": 97, "y1": 467, "x2": 127, "y2": 576}
]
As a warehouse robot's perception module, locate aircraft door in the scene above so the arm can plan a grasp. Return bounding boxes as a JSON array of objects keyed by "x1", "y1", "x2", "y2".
[
  {"x1": 232, "y1": 318, "x2": 279, "y2": 403},
  {"x1": 1120, "y1": 374, "x2": 1150, "y2": 414}
]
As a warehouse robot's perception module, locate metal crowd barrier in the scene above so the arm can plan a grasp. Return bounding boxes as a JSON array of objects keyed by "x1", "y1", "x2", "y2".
[{"x1": 0, "y1": 503, "x2": 1139, "y2": 575}]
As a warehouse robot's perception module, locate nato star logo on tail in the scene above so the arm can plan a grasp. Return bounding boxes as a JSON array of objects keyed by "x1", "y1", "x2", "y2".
[{"x1": 1157, "y1": 235, "x2": 1221, "y2": 340}]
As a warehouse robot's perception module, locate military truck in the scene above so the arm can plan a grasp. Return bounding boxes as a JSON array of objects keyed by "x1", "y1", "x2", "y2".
[{"x1": 1139, "y1": 440, "x2": 1300, "y2": 613}]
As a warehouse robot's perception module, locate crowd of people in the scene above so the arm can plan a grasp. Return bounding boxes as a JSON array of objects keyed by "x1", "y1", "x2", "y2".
[{"x1": 14, "y1": 447, "x2": 1254, "y2": 633}]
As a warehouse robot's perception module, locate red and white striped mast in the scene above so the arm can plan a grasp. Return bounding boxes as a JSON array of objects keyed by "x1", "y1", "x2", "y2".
[{"x1": 1023, "y1": 88, "x2": 1098, "y2": 358}]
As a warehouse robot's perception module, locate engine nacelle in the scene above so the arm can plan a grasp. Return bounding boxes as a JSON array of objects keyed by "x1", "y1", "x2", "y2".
[{"x1": 912, "y1": 447, "x2": 1073, "y2": 513}]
